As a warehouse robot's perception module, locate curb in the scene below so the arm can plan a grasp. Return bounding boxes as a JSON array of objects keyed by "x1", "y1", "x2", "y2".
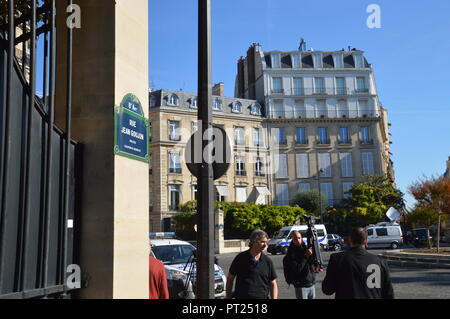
[{"x1": 378, "y1": 252, "x2": 450, "y2": 269}]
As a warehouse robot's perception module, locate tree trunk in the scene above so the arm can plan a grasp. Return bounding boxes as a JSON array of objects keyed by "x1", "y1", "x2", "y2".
[{"x1": 437, "y1": 213, "x2": 441, "y2": 254}]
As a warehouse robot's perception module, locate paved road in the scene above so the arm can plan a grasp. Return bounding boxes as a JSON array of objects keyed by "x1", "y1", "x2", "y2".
[{"x1": 217, "y1": 249, "x2": 450, "y2": 299}]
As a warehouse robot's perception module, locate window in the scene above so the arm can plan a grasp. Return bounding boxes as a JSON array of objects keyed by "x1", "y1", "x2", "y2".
[
  {"x1": 360, "y1": 126, "x2": 370, "y2": 144},
  {"x1": 213, "y1": 98, "x2": 222, "y2": 110},
  {"x1": 318, "y1": 127, "x2": 329, "y2": 144},
  {"x1": 362, "y1": 152, "x2": 375, "y2": 175},
  {"x1": 356, "y1": 77, "x2": 367, "y2": 93},
  {"x1": 376, "y1": 228, "x2": 388, "y2": 237},
  {"x1": 296, "y1": 153, "x2": 309, "y2": 178},
  {"x1": 274, "y1": 127, "x2": 287, "y2": 145},
  {"x1": 313, "y1": 53, "x2": 323, "y2": 68},
  {"x1": 272, "y1": 77, "x2": 283, "y2": 94},
  {"x1": 298, "y1": 183, "x2": 311, "y2": 191},
  {"x1": 339, "y1": 153, "x2": 353, "y2": 177},
  {"x1": 169, "y1": 152, "x2": 181, "y2": 174},
  {"x1": 255, "y1": 157, "x2": 264, "y2": 176},
  {"x1": 337, "y1": 99, "x2": 348, "y2": 117},
  {"x1": 296, "y1": 127, "x2": 307, "y2": 144},
  {"x1": 275, "y1": 154, "x2": 288, "y2": 179},
  {"x1": 190, "y1": 97, "x2": 197, "y2": 108},
  {"x1": 294, "y1": 99, "x2": 306, "y2": 118},
  {"x1": 251, "y1": 103, "x2": 262, "y2": 116},
  {"x1": 235, "y1": 155, "x2": 246, "y2": 176},
  {"x1": 317, "y1": 99, "x2": 327, "y2": 117},
  {"x1": 168, "y1": 94, "x2": 179, "y2": 106},
  {"x1": 150, "y1": 95, "x2": 156, "y2": 107},
  {"x1": 359, "y1": 99, "x2": 369, "y2": 115},
  {"x1": 168, "y1": 120, "x2": 180, "y2": 141},
  {"x1": 339, "y1": 127, "x2": 350, "y2": 144},
  {"x1": 336, "y1": 77, "x2": 346, "y2": 95},
  {"x1": 291, "y1": 53, "x2": 301, "y2": 68},
  {"x1": 293, "y1": 77, "x2": 304, "y2": 95},
  {"x1": 354, "y1": 54, "x2": 364, "y2": 68},
  {"x1": 318, "y1": 153, "x2": 332, "y2": 177},
  {"x1": 169, "y1": 185, "x2": 181, "y2": 211},
  {"x1": 367, "y1": 229, "x2": 374, "y2": 236},
  {"x1": 232, "y1": 101, "x2": 242, "y2": 113},
  {"x1": 314, "y1": 77, "x2": 325, "y2": 94},
  {"x1": 271, "y1": 53, "x2": 281, "y2": 68},
  {"x1": 320, "y1": 183, "x2": 333, "y2": 206},
  {"x1": 234, "y1": 127, "x2": 245, "y2": 145},
  {"x1": 235, "y1": 186, "x2": 247, "y2": 202},
  {"x1": 342, "y1": 182, "x2": 354, "y2": 199},
  {"x1": 253, "y1": 128, "x2": 263, "y2": 146},
  {"x1": 276, "y1": 184, "x2": 289, "y2": 206},
  {"x1": 272, "y1": 100, "x2": 284, "y2": 118},
  {"x1": 333, "y1": 53, "x2": 344, "y2": 68}
]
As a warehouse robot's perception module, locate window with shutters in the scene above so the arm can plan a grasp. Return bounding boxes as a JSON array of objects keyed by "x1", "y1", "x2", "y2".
[
  {"x1": 320, "y1": 183, "x2": 333, "y2": 206},
  {"x1": 296, "y1": 153, "x2": 309, "y2": 178},
  {"x1": 298, "y1": 183, "x2": 311, "y2": 192},
  {"x1": 318, "y1": 153, "x2": 332, "y2": 177},
  {"x1": 342, "y1": 182, "x2": 354, "y2": 199},
  {"x1": 276, "y1": 154, "x2": 288, "y2": 179},
  {"x1": 339, "y1": 152, "x2": 353, "y2": 177},
  {"x1": 362, "y1": 152, "x2": 375, "y2": 175},
  {"x1": 276, "y1": 184, "x2": 289, "y2": 206}
]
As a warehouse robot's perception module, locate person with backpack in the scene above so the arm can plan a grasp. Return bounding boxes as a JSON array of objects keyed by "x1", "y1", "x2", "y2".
[{"x1": 283, "y1": 231, "x2": 316, "y2": 299}]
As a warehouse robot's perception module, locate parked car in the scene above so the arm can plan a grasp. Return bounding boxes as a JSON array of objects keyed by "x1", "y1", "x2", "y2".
[
  {"x1": 326, "y1": 234, "x2": 345, "y2": 251},
  {"x1": 268, "y1": 224, "x2": 328, "y2": 255},
  {"x1": 410, "y1": 228, "x2": 433, "y2": 248},
  {"x1": 150, "y1": 233, "x2": 226, "y2": 299},
  {"x1": 365, "y1": 223, "x2": 403, "y2": 249}
]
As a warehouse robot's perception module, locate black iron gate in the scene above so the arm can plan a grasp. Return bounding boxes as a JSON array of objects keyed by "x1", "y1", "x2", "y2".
[{"x1": 0, "y1": 0, "x2": 81, "y2": 298}]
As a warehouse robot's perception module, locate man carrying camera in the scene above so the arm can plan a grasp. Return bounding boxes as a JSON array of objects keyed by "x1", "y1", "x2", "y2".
[{"x1": 284, "y1": 231, "x2": 316, "y2": 299}]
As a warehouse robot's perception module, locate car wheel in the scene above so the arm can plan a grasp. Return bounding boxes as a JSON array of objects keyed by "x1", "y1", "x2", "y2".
[
  {"x1": 334, "y1": 244, "x2": 341, "y2": 251},
  {"x1": 390, "y1": 242, "x2": 399, "y2": 249},
  {"x1": 282, "y1": 247, "x2": 288, "y2": 254}
]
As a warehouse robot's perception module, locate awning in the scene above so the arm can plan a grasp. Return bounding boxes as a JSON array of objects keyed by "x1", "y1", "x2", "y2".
[
  {"x1": 216, "y1": 185, "x2": 230, "y2": 197},
  {"x1": 256, "y1": 186, "x2": 271, "y2": 196}
]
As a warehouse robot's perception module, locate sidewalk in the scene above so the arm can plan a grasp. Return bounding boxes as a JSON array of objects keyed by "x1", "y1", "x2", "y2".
[{"x1": 379, "y1": 245, "x2": 450, "y2": 269}]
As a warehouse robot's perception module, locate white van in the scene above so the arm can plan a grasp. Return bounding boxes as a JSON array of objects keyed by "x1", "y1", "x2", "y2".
[
  {"x1": 268, "y1": 225, "x2": 328, "y2": 255},
  {"x1": 365, "y1": 223, "x2": 403, "y2": 249}
]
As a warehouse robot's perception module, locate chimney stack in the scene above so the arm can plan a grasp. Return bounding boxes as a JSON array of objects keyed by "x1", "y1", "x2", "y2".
[{"x1": 213, "y1": 82, "x2": 225, "y2": 97}]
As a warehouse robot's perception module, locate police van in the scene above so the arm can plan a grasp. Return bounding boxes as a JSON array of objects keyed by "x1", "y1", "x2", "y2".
[
  {"x1": 268, "y1": 225, "x2": 328, "y2": 255},
  {"x1": 150, "y1": 233, "x2": 226, "y2": 299}
]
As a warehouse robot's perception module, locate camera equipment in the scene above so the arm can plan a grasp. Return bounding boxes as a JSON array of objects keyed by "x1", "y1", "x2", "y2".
[
  {"x1": 176, "y1": 250, "x2": 196, "y2": 299},
  {"x1": 305, "y1": 215, "x2": 324, "y2": 273}
]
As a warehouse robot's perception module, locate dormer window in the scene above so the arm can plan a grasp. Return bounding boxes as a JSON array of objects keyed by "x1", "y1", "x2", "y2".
[
  {"x1": 250, "y1": 103, "x2": 262, "y2": 116},
  {"x1": 213, "y1": 98, "x2": 223, "y2": 110},
  {"x1": 291, "y1": 53, "x2": 301, "y2": 68},
  {"x1": 150, "y1": 95, "x2": 156, "y2": 107},
  {"x1": 271, "y1": 53, "x2": 281, "y2": 68},
  {"x1": 312, "y1": 53, "x2": 323, "y2": 68},
  {"x1": 232, "y1": 101, "x2": 243, "y2": 113},
  {"x1": 353, "y1": 54, "x2": 364, "y2": 68},
  {"x1": 168, "y1": 94, "x2": 179, "y2": 106},
  {"x1": 333, "y1": 53, "x2": 344, "y2": 68},
  {"x1": 190, "y1": 97, "x2": 198, "y2": 109}
]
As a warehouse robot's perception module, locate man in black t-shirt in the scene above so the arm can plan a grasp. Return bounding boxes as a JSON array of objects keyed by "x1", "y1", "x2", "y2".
[{"x1": 226, "y1": 230, "x2": 278, "y2": 299}]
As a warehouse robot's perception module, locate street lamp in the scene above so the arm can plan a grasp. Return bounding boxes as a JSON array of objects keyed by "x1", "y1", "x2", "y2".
[{"x1": 317, "y1": 168, "x2": 324, "y2": 224}]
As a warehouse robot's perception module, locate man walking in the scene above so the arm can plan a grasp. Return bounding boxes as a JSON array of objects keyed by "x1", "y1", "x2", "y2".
[
  {"x1": 226, "y1": 230, "x2": 278, "y2": 299},
  {"x1": 283, "y1": 231, "x2": 316, "y2": 299},
  {"x1": 322, "y1": 227, "x2": 394, "y2": 299}
]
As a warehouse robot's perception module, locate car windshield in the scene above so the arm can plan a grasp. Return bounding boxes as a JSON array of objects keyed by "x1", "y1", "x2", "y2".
[
  {"x1": 273, "y1": 230, "x2": 290, "y2": 239},
  {"x1": 152, "y1": 244, "x2": 196, "y2": 265}
]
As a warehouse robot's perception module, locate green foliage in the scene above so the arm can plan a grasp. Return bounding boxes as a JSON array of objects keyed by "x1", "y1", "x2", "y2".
[
  {"x1": 405, "y1": 205, "x2": 447, "y2": 229},
  {"x1": 290, "y1": 189, "x2": 327, "y2": 215},
  {"x1": 341, "y1": 175, "x2": 405, "y2": 225},
  {"x1": 223, "y1": 203, "x2": 307, "y2": 238}
]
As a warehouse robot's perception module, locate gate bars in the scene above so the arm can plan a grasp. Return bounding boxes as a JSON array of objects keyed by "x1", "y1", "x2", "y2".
[{"x1": 0, "y1": 0, "x2": 80, "y2": 298}]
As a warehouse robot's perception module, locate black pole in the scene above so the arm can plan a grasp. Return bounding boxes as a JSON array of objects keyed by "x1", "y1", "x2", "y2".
[{"x1": 197, "y1": 0, "x2": 215, "y2": 299}]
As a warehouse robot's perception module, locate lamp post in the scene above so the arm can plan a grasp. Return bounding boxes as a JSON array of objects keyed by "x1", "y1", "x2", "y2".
[{"x1": 317, "y1": 168, "x2": 324, "y2": 224}]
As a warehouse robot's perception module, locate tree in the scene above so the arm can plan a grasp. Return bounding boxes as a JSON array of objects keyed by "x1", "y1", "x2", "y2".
[
  {"x1": 409, "y1": 176, "x2": 450, "y2": 252},
  {"x1": 326, "y1": 175, "x2": 405, "y2": 228},
  {"x1": 290, "y1": 189, "x2": 327, "y2": 215}
]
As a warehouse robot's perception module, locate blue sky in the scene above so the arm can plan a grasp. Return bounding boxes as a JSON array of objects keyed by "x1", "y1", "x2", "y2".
[{"x1": 149, "y1": 0, "x2": 450, "y2": 207}]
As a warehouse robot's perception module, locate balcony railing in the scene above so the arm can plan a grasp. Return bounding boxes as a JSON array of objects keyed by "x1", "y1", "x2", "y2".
[
  {"x1": 169, "y1": 168, "x2": 182, "y2": 174},
  {"x1": 268, "y1": 109, "x2": 381, "y2": 120},
  {"x1": 236, "y1": 170, "x2": 247, "y2": 177},
  {"x1": 255, "y1": 171, "x2": 265, "y2": 177},
  {"x1": 169, "y1": 135, "x2": 181, "y2": 141},
  {"x1": 287, "y1": 87, "x2": 371, "y2": 96}
]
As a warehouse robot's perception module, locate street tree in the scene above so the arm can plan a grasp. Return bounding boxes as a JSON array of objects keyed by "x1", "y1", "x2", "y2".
[{"x1": 409, "y1": 176, "x2": 450, "y2": 252}]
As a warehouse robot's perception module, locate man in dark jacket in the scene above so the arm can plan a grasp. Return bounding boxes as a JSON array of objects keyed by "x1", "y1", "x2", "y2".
[
  {"x1": 285, "y1": 231, "x2": 316, "y2": 299},
  {"x1": 322, "y1": 227, "x2": 394, "y2": 299}
]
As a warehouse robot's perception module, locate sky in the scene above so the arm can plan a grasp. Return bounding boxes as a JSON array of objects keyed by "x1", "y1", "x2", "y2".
[{"x1": 149, "y1": 0, "x2": 450, "y2": 208}]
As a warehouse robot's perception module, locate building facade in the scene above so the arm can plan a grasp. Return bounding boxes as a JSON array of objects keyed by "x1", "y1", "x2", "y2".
[
  {"x1": 236, "y1": 41, "x2": 394, "y2": 207},
  {"x1": 149, "y1": 86, "x2": 271, "y2": 232}
]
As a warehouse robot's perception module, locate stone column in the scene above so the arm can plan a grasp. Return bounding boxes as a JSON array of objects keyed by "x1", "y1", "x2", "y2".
[{"x1": 55, "y1": 0, "x2": 149, "y2": 299}]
